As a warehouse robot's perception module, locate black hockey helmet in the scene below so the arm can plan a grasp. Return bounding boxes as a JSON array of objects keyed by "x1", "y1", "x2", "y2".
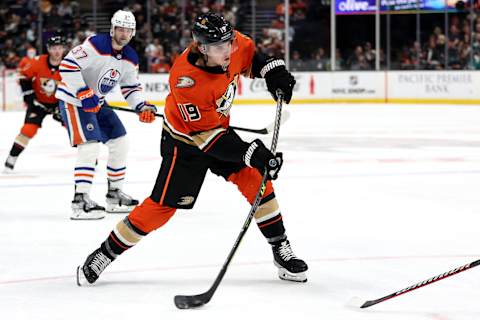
[
  {"x1": 192, "y1": 12, "x2": 234, "y2": 45},
  {"x1": 47, "y1": 36, "x2": 66, "y2": 47}
]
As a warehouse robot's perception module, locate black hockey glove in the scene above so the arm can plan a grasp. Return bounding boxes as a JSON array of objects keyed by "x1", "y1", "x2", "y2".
[
  {"x1": 23, "y1": 91, "x2": 35, "y2": 108},
  {"x1": 263, "y1": 62, "x2": 296, "y2": 104},
  {"x1": 20, "y1": 78, "x2": 35, "y2": 108},
  {"x1": 51, "y1": 106, "x2": 63, "y2": 124},
  {"x1": 243, "y1": 139, "x2": 283, "y2": 180}
]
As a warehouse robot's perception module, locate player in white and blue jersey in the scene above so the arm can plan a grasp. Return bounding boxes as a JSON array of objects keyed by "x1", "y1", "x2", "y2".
[{"x1": 56, "y1": 10, "x2": 157, "y2": 220}]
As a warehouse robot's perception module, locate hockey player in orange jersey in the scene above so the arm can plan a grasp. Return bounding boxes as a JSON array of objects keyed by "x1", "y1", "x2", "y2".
[
  {"x1": 77, "y1": 12, "x2": 308, "y2": 286},
  {"x1": 4, "y1": 37, "x2": 66, "y2": 172}
]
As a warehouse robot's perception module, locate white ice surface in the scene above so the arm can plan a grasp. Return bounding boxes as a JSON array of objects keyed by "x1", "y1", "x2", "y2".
[{"x1": 1, "y1": 103, "x2": 480, "y2": 320}]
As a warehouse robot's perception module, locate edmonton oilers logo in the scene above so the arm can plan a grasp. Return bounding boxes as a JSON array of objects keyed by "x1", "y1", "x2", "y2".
[{"x1": 98, "y1": 69, "x2": 121, "y2": 94}]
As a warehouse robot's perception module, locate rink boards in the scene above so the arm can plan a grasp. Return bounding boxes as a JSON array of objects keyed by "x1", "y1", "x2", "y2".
[{"x1": 2, "y1": 70, "x2": 480, "y2": 110}]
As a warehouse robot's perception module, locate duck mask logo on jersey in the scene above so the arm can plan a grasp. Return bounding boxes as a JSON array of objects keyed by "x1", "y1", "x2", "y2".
[
  {"x1": 98, "y1": 69, "x2": 121, "y2": 95},
  {"x1": 40, "y1": 78, "x2": 58, "y2": 96},
  {"x1": 216, "y1": 74, "x2": 238, "y2": 117}
]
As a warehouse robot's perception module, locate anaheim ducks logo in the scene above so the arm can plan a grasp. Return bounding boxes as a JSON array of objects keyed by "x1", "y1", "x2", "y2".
[
  {"x1": 98, "y1": 69, "x2": 121, "y2": 95},
  {"x1": 216, "y1": 74, "x2": 238, "y2": 118},
  {"x1": 176, "y1": 76, "x2": 195, "y2": 88},
  {"x1": 40, "y1": 78, "x2": 58, "y2": 96}
]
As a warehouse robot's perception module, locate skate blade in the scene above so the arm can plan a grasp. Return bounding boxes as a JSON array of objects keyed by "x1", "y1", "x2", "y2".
[
  {"x1": 70, "y1": 209, "x2": 106, "y2": 220},
  {"x1": 278, "y1": 267, "x2": 307, "y2": 283},
  {"x1": 106, "y1": 203, "x2": 136, "y2": 214},
  {"x1": 2, "y1": 167, "x2": 14, "y2": 174},
  {"x1": 76, "y1": 265, "x2": 90, "y2": 286}
]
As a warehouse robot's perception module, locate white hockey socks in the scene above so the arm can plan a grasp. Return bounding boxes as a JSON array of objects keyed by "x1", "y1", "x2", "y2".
[
  {"x1": 105, "y1": 135, "x2": 129, "y2": 190},
  {"x1": 74, "y1": 142, "x2": 100, "y2": 194}
]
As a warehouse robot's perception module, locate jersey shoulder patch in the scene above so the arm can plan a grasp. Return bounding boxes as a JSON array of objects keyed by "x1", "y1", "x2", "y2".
[{"x1": 175, "y1": 76, "x2": 195, "y2": 88}]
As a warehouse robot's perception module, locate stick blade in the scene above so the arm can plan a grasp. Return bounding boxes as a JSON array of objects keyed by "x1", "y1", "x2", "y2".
[
  {"x1": 174, "y1": 292, "x2": 211, "y2": 309},
  {"x1": 346, "y1": 296, "x2": 369, "y2": 308},
  {"x1": 264, "y1": 109, "x2": 291, "y2": 134}
]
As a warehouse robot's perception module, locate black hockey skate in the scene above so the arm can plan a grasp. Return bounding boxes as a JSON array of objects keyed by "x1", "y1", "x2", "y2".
[
  {"x1": 272, "y1": 240, "x2": 308, "y2": 282},
  {"x1": 105, "y1": 188, "x2": 139, "y2": 213},
  {"x1": 76, "y1": 248, "x2": 113, "y2": 286},
  {"x1": 71, "y1": 193, "x2": 106, "y2": 220}
]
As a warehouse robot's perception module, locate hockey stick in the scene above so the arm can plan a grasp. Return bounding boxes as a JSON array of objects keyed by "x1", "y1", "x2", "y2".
[
  {"x1": 348, "y1": 258, "x2": 480, "y2": 309},
  {"x1": 105, "y1": 104, "x2": 290, "y2": 135},
  {"x1": 173, "y1": 90, "x2": 285, "y2": 309}
]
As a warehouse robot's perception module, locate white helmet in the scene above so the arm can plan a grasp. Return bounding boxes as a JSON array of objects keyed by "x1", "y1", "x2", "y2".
[{"x1": 110, "y1": 10, "x2": 136, "y2": 36}]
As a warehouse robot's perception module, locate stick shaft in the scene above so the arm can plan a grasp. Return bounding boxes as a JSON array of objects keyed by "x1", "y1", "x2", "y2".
[
  {"x1": 106, "y1": 105, "x2": 274, "y2": 135},
  {"x1": 361, "y1": 258, "x2": 480, "y2": 308},
  {"x1": 174, "y1": 91, "x2": 285, "y2": 309}
]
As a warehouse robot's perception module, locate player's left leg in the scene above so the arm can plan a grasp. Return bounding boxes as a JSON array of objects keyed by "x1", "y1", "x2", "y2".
[
  {"x1": 3, "y1": 104, "x2": 48, "y2": 172},
  {"x1": 77, "y1": 130, "x2": 209, "y2": 285},
  {"x1": 97, "y1": 106, "x2": 139, "y2": 213},
  {"x1": 76, "y1": 199, "x2": 177, "y2": 286},
  {"x1": 212, "y1": 163, "x2": 308, "y2": 282},
  {"x1": 59, "y1": 100, "x2": 106, "y2": 220}
]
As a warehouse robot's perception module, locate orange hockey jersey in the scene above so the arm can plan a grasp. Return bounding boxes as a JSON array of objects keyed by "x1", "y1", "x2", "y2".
[
  {"x1": 21, "y1": 54, "x2": 61, "y2": 104},
  {"x1": 164, "y1": 31, "x2": 255, "y2": 149},
  {"x1": 17, "y1": 56, "x2": 35, "y2": 72}
]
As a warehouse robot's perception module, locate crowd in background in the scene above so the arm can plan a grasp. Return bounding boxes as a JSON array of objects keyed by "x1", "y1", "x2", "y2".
[
  {"x1": 398, "y1": 15, "x2": 480, "y2": 70},
  {"x1": 2, "y1": 0, "x2": 480, "y2": 72}
]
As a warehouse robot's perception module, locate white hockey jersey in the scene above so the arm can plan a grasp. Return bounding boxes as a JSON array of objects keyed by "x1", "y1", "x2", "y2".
[{"x1": 55, "y1": 34, "x2": 145, "y2": 109}]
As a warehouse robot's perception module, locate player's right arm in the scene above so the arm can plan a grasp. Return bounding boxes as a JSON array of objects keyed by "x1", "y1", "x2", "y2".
[{"x1": 56, "y1": 42, "x2": 99, "y2": 111}]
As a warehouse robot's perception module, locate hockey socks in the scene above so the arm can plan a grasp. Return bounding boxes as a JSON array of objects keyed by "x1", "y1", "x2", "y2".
[
  {"x1": 5, "y1": 125, "x2": 38, "y2": 170},
  {"x1": 101, "y1": 217, "x2": 147, "y2": 259},
  {"x1": 106, "y1": 136, "x2": 128, "y2": 190},
  {"x1": 254, "y1": 192, "x2": 286, "y2": 241},
  {"x1": 74, "y1": 142, "x2": 99, "y2": 194}
]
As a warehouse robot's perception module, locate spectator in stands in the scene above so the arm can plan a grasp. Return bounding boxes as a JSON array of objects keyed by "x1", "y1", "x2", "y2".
[
  {"x1": 276, "y1": 2, "x2": 292, "y2": 16},
  {"x1": 271, "y1": 16, "x2": 285, "y2": 30},
  {"x1": 449, "y1": 23, "x2": 462, "y2": 42},
  {"x1": 291, "y1": 0, "x2": 306, "y2": 21},
  {"x1": 9, "y1": 0, "x2": 30, "y2": 18},
  {"x1": 459, "y1": 36, "x2": 472, "y2": 68},
  {"x1": 43, "y1": 6, "x2": 62, "y2": 31},
  {"x1": 84, "y1": 22, "x2": 96, "y2": 37},
  {"x1": 447, "y1": 38, "x2": 462, "y2": 69},
  {"x1": 224, "y1": 4, "x2": 238, "y2": 26},
  {"x1": 425, "y1": 35, "x2": 444, "y2": 69},
  {"x1": 472, "y1": 32, "x2": 480, "y2": 59},
  {"x1": 363, "y1": 42, "x2": 375, "y2": 68},
  {"x1": 290, "y1": 50, "x2": 305, "y2": 71},
  {"x1": 333, "y1": 48, "x2": 344, "y2": 70},
  {"x1": 150, "y1": 56, "x2": 171, "y2": 73},
  {"x1": 39, "y1": 0, "x2": 53, "y2": 14},
  {"x1": 145, "y1": 38, "x2": 165, "y2": 71},
  {"x1": 306, "y1": 47, "x2": 328, "y2": 71},
  {"x1": 57, "y1": 0, "x2": 74, "y2": 18},
  {"x1": 179, "y1": 29, "x2": 191, "y2": 50},
  {"x1": 71, "y1": 31, "x2": 86, "y2": 47},
  {"x1": 351, "y1": 54, "x2": 370, "y2": 70},
  {"x1": 4, "y1": 51, "x2": 20, "y2": 69},
  {"x1": 408, "y1": 41, "x2": 424, "y2": 69},
  {"x1": 348, "y1": 45, "x2": 371, "y2": 70}
]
